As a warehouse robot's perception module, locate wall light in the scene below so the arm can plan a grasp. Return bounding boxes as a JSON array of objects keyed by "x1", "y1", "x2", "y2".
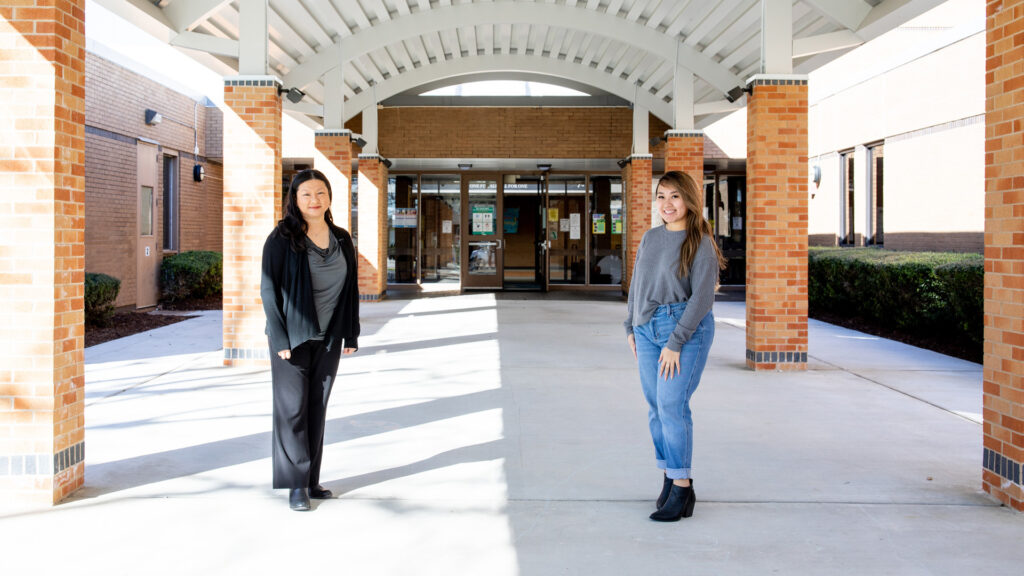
[
  {"x1": 383, "y1": 158, "x2": 393, "y2": 169},
  {"x1": 458, "y1": 163, "x2": 473, "y2": 170},
  {"x1": 537, "y1": 163, "x2": 551, "y2": 171},
  {"x1": 616, "y1": 158, "x2": 629, "y2": 169},
  {"x1": 144, "y1": 109, "x2": 162, "y2": 125},
  {"x1": 353, "y1": 136, "x2": 367, "y2": 148},
  {"x1": 278, "y1": 86, "x2": 306, "y2": 104}
]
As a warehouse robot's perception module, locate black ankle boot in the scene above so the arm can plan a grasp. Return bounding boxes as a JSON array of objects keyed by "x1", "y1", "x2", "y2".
[
  {"x1": 289, "y1": 488, "x2": 311, "y2": 511},
  {"x1": 656, "y1": 474, "x2": 672, "y2": 509},
  {"x1": 649, "y1": 483, "x2": 695, "y2": 522}
]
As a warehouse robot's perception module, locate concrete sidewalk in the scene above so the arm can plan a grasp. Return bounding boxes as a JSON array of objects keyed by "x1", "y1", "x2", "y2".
[{"x1": 2, "y1": 295, "x2": 1021, "y2": 575}]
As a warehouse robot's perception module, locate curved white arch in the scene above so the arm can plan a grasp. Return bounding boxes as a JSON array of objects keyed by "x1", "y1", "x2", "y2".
[
  {"x1": 283, "y1": 2, "x2": 742, "y2": 97},
  {"x1": 340, "y1": 54, "x2": 674, "y2": 125}
]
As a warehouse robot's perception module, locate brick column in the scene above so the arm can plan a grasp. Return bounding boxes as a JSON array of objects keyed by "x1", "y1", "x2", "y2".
[
  {"x1": 624, "y1": 154, "x2": 653, "y2": 294},
  {"x1": 664, "y1": 130, "x2": 704, "y2": 187},
  {"x1": 983, "y1": 0, "x2": 1024, "y2": 511},
  {"x1": 314, "y1": 130, "x2": 353, "y2": 231},
  {"x1": 357, "y1": 154, "x2": 388, "y2": 301},
  {"x1": 222, "y1": 78, "x2": 281, "y2": 365},
  {"x1": 0, "y1": 0, "x2": 86, "y2": 504},
  {"x1": 745, "y1": 76, "x2": 808, "y2": 371}
]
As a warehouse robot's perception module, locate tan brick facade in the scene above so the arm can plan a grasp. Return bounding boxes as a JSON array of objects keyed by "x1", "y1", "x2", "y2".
[
  {"x1": 376, "y1": 107, "x2": 670, "y2": 159},
  {"x1": 983, "y1": 0, "x2": 1024, "y2": 511},
  {"x1": 84, "y1": 53, "x2": 223, "y2": 308},
  {"x1": 664, "y1": 131, "x2": 704, "y2": 189},
  {"x1": 357, "y1": 155, "x2": 389, "y2": 301},
  {"x1": 623, "y1": 155, "x2": 653, "y2": 294},
  {"x1": 222, "y1": 79, "x2": 281, "y2": 365},
  {"x1": 745, "y1": 78, "x2": 809, "y2": 371},
  {"x1": 314, "y1": 131, "x2": 353, "y2": 231},
  {"x1": 0, "y1": 0, "x2": 86, "y2": 504}
]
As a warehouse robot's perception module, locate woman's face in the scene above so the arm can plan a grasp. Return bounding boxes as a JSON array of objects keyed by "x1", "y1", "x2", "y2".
[
  {"x1": 296, "y1": 178, "x2": 331, "y2": 223},
  {"x1": 655, "y1": 183, "x2": 688, "y2": 227}
]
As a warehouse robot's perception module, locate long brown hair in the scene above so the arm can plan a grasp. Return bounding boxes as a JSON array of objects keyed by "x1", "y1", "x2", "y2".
[{"x1": 656, "y1": 171, "x2": 727, "y2": 277}]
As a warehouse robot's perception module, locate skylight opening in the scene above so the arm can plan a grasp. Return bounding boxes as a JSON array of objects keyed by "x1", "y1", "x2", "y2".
[{"x1": 421, "y1": 81, "x2": 589, "y2": 97}]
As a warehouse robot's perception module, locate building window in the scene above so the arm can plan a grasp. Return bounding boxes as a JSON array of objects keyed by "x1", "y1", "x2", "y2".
[
  {"x1": 839, "y1": 151, "x2": 855, "y2": 246},
  {"x1": 162, "y1": 155, "x2": 179, "y2": 251},
  {"x1": 867, "y1": 144, "x2": 884, "y2": 246}
]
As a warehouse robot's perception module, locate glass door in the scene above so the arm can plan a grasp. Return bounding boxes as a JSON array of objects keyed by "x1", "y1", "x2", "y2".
[
  {"x1": 502, "y1": 174, "x2": 546, "y2": 290},
  {"x1": 546, "y1": 175, "x2": 588, "y2": 285},
  {"x1": 462, "y1": 176, "x2": 503, "y2": 289}
]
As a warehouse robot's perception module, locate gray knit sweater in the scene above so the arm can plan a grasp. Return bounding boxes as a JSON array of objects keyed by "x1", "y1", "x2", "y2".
[{"x1": 624, "y1": 226, "x2": 718, "y2": 351}]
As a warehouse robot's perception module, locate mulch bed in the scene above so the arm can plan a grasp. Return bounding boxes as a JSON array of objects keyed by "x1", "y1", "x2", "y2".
[
  {"x1": 85, "y1": 296, "x2": 222, "y2": 348},
  {"x1": 809, "y1": 310, "x2": 982, "y2": 364}
]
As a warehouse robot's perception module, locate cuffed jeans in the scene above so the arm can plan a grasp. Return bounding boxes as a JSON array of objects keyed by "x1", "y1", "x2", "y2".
[
  {"x1": 270, "y1": 338, "x2": 342, "y2": 489},
  {"x1": 634, "y1": 302, "x2": 714, "y2": 480}
]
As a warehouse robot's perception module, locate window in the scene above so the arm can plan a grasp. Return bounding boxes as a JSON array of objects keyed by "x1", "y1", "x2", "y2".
[
  {"x1": 162, "y1": 155, "x2": 179, "y2": 250},
  {"x1": 867, "y1": 144, "x2": 884, "y2": 246},
  {"x1": 839, "y1": 151, "x2": 855, "y2": 246}
]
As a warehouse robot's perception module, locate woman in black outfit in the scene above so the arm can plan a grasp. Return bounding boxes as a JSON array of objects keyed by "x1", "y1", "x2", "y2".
[{"x1": 261, "y1": 169, "x2": 359, "y2": 511}]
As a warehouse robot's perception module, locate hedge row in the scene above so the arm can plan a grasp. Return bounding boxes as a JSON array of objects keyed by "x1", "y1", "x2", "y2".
[
  {"x1": 160, "y1": 251, "x2": 223, "y2": 302},
  {"x1": 84, "y1": 272, "x2": 120, "y2": 326},
  {"x1": 808, "y1": 247, "x2": 983, "y2": 347}
]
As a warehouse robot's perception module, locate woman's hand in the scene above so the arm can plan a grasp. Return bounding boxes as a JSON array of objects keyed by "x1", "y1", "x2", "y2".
[
  {"x1": 627, "y1": 334, "x2": 637, "y2": 360},
  {"x1": 342, "y1": 348, "x2": 357, "y2": 355},
  {"x1": 658, "y1": 347, "x2": 680, "y2": 379},
  {"x1": 277, "y1": 349, "x2": 291, "y2": 360}
]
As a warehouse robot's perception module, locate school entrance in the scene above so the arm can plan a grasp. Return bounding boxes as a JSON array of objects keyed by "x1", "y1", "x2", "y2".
[{"x1": 388, "y1": 172, "x2": 625, "y2": 292}]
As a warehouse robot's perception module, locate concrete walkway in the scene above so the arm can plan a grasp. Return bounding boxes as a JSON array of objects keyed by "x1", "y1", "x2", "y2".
[{"x1": 2, "y1": 294, "x2": 1021, "y2": 575}]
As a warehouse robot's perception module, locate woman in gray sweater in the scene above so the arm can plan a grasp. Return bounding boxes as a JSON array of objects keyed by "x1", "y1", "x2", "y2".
[{"x1": 625, "y1": 171, "x2": 726, "y2": 521}]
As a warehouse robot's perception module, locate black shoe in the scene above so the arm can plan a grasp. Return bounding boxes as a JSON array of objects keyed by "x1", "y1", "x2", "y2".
[
  {"x1": 656, "y1": 474, "x2": 673, "y2": 509},
  {"x1": 649, "y1": 483, "x2": 695, "y2": 522},
  {"x1": 310, "y1": 485, "x2": 333, "y2": 499},
  {"x1": 289, "y1": 488, "x2": 311, "y2": 511}
]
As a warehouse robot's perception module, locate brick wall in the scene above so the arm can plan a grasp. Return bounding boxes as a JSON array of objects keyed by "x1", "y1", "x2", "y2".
[
  {"x1": 376, "y1": 107, "x2": 670, "y2": 159},
  {"x1": 357, "y1": 155, "x2": 389, "y2": 300},
  {"x1": 222, "y1": 79, "x2": 281, "y2": 365},
  {"x1": 745, "y1": 78, "x2": 809, "y2": 371},
  {"x1": 84, "y1": 53, "x2": 222, "y2": 307},
  {"x1": 982, "y1": 0, "x2": 1024, "y2": 511},
  {"x1": 314, "y1": 132, "x2": 353, "y2": 231},
  {"x1": 0, "y1": 0, "x2": 87, "y2": 504},
  {"x1": 664, "y1": 132, "x2": 704, "y2": 188},
  {"x1": 623, "y1": 156, "x2": 653, "y2": 294}
]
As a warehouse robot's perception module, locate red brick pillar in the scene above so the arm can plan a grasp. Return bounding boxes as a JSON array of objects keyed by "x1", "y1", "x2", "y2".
[
  {"x1": 357, "y1": 154, "x2": 389, "y2": 301},
  {"x1": 0, "y1": 0, "x2": 86, "y2": 504},
  {"x1": 222, "y1": 78, "x2": 281, "y2": 365},
  {"x1": 624, "y1": 154, "x2": 653, "y2": 294},
  {"x1": 983, "y1": 0, "x2": 1024, "y2": 511},
  {"x1": 745, "y1": 76, "x2": 808, "y2": 371},
  {"x1": 664, "y1": 130, "x2": 704, "y2": 188},
  {"x1": 314, "y1": 130, "x2": 353, "y2": 231}
]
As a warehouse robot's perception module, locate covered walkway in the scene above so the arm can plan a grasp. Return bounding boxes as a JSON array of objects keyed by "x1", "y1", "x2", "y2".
[{"x1": 1, "y1": 294, "x2": 1018, "y2": 574}]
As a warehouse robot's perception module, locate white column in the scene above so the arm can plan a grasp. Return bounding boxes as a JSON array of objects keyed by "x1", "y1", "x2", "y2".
[
  {"x1": 362, "y1": 101, "x2": 378, "y2": 155},
  {"x1": 322, "y1": 66, "x2": 345, "y2": 130},
  {"x1": 673, "y1": 66, "x2": 694, "y2": 131},
  {"x1": 238, "y1": 0, "x2": 268, "y2": 75},
  {"x1": 854, "y1": 144, "x2": 870, "y2": 246},
  {"x1": 761, "y1": 0, "x2": 793, "y2": 74},
  {"x1": 632, "y1": 103, "x2": 649, "y2": 156}
]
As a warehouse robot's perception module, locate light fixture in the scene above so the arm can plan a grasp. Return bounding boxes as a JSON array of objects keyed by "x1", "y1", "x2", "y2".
[
  {"x1": 278, "y1": 86, "x2": 306, "y2": 104},
  {"x1": 383, "y1": 158, "x2": 392, "y2": 169},
  {"x1": 193, "y1": 163, "x2": 205, "y2": 182},
  {"x1": 812, "y1": 165, "x2": 821, "y2": 186},
  {"x1": 725, "y1": 86, "x2": 750, "y2": 103},
  {"x1": 353, "y1": 136, "x2": 367, "y2": 148},
  {"x1": 537, "y1": 163, "x2": 551, "y2": 171},
  {"x1": 616, "y1": 158, "x2": 629, "y2": 169},
  {"x1": 144, "y1": 109, "x2": 162, "y2": 125},
  {"x1": 649, "y1": 136, "x2": 664, "y2": 148},
  {"x1": 458, "y1": 163, "x2": 473, "y2": 170}
]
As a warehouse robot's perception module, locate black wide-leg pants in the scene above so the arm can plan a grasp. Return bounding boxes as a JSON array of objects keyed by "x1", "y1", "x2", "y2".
[{"x1": 270, "y1": 339, "x2": 342, "y2": 489}]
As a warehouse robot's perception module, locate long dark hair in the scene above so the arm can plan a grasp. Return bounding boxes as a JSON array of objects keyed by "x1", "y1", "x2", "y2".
[
  {"x1": 277, "y1": 169, "x2": 336, "y2": 253},
  {"x1": 656, "y1": 171, "x2": 727, "y2": 277}
]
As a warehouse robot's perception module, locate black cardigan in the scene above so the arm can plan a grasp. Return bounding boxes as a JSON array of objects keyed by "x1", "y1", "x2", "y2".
[{"x1": 261, "y1": 224, "x2": 359, "y2": 353}]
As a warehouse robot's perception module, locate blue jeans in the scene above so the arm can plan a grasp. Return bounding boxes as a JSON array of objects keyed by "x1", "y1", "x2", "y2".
[{"x1": 633, "y1": 302, "x2": 714, "y2": 480}]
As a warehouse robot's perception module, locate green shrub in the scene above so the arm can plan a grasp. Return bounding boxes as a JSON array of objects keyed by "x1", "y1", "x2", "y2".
[
  {"x1": 84, "y1": 273, "x2": 120, "y2": 326},
  {"x1": 809, "y1": 247, "x2": 983, "y2": 346},
  {"x1": 160, "y1": 251, "x2": 222, "y2": 303}
]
